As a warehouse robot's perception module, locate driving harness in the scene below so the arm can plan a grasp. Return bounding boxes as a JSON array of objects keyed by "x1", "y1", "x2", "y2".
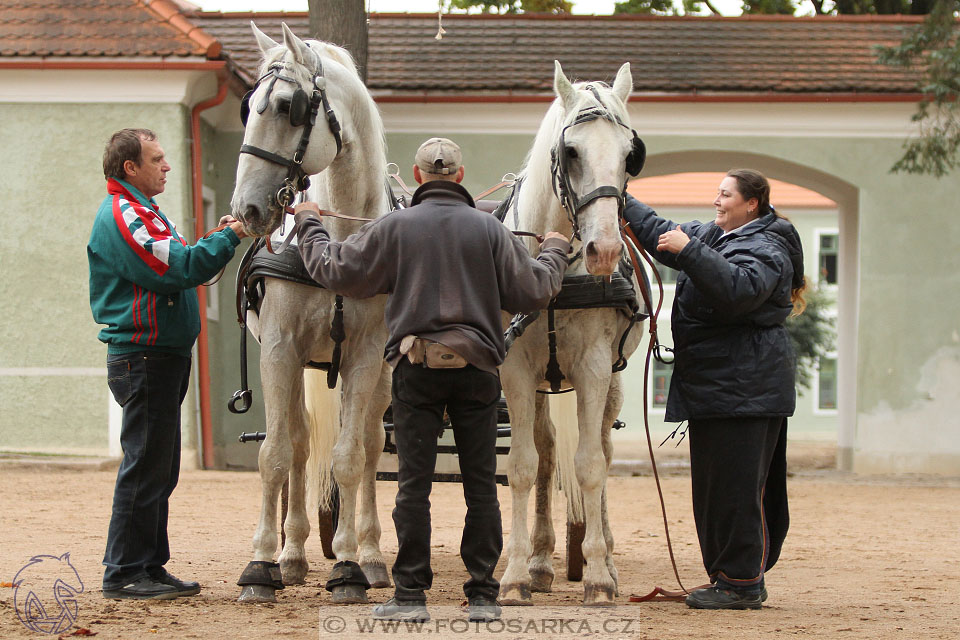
[
  {"x1": 228, "y1": 51, "x2": 350, "y2": 414},
  {"x1": 239, "y1": 48, "x2": 343, "y2": 209},
  {"x1": 495, "y1": 89, "x2": 652, "y2": 393}
]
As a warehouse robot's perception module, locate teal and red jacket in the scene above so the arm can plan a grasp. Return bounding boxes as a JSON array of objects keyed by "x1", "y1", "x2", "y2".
[{"x1": 87, "y1": 178, "x2": 240, "y2": 356}]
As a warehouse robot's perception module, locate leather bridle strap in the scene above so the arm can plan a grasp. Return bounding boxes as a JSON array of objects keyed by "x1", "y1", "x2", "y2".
[{"x1": 619, "y1": 221, "x2": 702, "y2": 602}]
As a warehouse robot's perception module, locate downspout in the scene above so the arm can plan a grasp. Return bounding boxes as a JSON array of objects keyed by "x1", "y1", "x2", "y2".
[{"x1": 190, "y1": 75, "x2": 228, "y2": 469}]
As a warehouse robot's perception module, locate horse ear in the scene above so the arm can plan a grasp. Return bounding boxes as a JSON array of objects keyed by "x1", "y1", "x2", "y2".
[
  {"x1": 281, "y1": 22, "x2": 311, "y2": 66},
  {"x1": 250, "y1": 21, "x2": 279, "y2": 55},
  {"x1": 612, "y1": 62, "x2": 633, "y2": 105},
  {"x1": 553, "y1": 60, "x2": 576, "y2": 111}
]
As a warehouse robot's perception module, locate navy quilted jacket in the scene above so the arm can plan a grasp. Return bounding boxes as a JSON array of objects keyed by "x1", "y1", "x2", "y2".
[{"x1": 623, "y1": 195, "x2": 804, "y2": 422}]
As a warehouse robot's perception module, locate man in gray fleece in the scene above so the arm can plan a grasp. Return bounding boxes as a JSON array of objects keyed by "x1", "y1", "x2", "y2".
[{"x1": 293, "y1": 138, "x2": 569, "y2": 622}]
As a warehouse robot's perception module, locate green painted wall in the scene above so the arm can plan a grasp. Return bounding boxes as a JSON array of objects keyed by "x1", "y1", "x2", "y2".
[{"x1": 0, "y1": 102, "x2": 194, "y2": 455}]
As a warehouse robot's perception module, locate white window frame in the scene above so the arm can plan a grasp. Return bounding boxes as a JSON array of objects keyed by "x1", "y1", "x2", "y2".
[
  {"x1": 646, "y1": 309, "x2": 672, "y2": 416},
  {"x1": 813, "y1": 227, "x2": 840, "y2": 291},
  {"x1": 813, "y1": 350, "x2": 839, "y2": 416}
]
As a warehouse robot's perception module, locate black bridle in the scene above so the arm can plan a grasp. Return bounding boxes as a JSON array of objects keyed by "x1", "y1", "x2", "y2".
[
  {"x1": 549, "y1": 85, "x2": 646, "y2": 239},
  {"x1": 239, "y1": 50, "x2": 343, "y2": 210}
]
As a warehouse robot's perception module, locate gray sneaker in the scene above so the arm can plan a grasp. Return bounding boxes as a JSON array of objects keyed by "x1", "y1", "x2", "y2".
[
  {"x1": 466, "y1": 597, "x2": 501, "y2": 622},
  {"x1": 372, "y1": 597, "x2": 430, "y2": 621}
]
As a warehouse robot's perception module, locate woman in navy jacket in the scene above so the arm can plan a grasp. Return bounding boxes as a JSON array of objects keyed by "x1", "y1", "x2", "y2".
[{"x1": 623, "y1": 169, "x2": 805, "y2": 610}]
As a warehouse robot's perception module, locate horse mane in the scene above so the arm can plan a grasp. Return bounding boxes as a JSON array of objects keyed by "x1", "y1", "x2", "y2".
[{"x1": 518, "y1": 80, "x2": 630, "y2": 226}]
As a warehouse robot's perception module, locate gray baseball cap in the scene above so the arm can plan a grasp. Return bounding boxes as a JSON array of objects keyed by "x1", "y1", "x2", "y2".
[{"x1": 415, "y1": 137, "x2": 462, "y2": 176}]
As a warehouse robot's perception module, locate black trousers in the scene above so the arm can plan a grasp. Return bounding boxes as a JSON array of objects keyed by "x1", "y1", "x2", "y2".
[
  {"x1": 102, "y1": 351, "x2": 191, "y2": 589},
  {"x1": 688, "y1": 416, "x2": 789, "y2": 593},
  {"x1": 390, "y1": 359, "x2": 503, "y2": 602}
]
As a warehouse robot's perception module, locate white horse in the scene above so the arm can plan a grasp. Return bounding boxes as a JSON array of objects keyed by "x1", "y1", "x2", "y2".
[
  {"x1": 498, "y1": 61, "x2": 645, "y2": 606},
  {"x1": 230, "y1": 23, "x2": 392, "y2": 604}
]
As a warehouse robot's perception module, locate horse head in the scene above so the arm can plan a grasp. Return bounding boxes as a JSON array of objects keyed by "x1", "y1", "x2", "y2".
[
  {"x1": 230, "y1": 22, "x2": 347, "y2": 237},
  {"x1": 547, "y1": 61, "x2": 641, "y2": 276}
]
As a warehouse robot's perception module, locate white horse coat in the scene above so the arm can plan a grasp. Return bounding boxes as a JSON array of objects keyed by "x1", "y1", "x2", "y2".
[
  {"x1": 231, "y1": 23, "x2": 392, "y2": 603},
  {"x1": 498, "y1": 61, "x2": 644, "y2": 607}
]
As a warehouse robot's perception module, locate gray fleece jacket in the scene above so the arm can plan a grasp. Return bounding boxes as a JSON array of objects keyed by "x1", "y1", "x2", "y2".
[{"x1": 296, "y1": 180, "x2": 570, "y2": 373}]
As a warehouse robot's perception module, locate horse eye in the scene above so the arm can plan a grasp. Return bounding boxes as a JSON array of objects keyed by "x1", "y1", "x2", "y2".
[{"x1": 565, "y1": 146, "x2": 578, "y2": 160}]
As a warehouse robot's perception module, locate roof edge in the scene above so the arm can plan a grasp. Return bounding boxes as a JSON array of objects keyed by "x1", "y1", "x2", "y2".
[
  {"x1": 189, "y1": 11, "x2": 928, "y2": 24},
  {"x1": 371, "y1": 91, "x2": 924, "y2": 104},
  {"x1": 0, "y1": 59, "x2": 226, "y2": 71},
  {"x1": 142, "y1": 0, "x2": 222, "y2": 59}
]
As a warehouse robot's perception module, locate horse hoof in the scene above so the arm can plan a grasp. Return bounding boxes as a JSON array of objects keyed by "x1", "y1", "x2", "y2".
[
  {"x1": 237, "y1": 584, "x2": 277, "y2": 603},
  {"x1": 279, "y1": 556, "x2": 309, "y2": 585},
  {"x1": 498, "y1": 583, "x2": 533, "y2": 606},
  {"x1": 361, "y1": 562, "x2": 391, "y2": 589},
  {"x1": 583, "y1": 583, "x2": 616, "y2": 607},
  {"x1": 529, "y1": 568, "x2": 554, "y2": 593},
  {"x1": 330, "y1": 583, "x2": 368, "y2": 604}
]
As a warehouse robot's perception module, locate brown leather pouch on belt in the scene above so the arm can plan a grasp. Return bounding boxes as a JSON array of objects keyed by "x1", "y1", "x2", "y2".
[
  {"x1": 423, "y1": 342, "x2": 467, "y2": 368},
  {"x1": 401, "y1": 335, "x2": 467, "y2": 368}
]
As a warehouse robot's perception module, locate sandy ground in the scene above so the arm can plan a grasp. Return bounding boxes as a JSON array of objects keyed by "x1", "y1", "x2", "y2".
[{"x1": 1, "y1": 441, "x2": 958, "y2": 640}]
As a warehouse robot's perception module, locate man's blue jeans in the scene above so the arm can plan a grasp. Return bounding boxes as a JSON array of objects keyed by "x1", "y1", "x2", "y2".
[{"x1": 102, "y1": 351, "x2": 191, "y2": 589}]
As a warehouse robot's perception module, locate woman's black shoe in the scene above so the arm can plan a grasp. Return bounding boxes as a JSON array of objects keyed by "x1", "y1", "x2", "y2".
[{"x1": 685, "y1": 586, "x2": 763, "y2": 610}]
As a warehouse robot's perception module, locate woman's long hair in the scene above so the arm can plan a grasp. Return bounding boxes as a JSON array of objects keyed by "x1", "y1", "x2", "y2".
[{"x1": 727, "y1": 168, "x2": 808, "y2": 315}]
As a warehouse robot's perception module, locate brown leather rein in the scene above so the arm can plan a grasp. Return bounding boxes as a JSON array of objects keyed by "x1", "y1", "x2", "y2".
[{"x1": 619, "y1": 222, "x2": 711, "y2": 603}]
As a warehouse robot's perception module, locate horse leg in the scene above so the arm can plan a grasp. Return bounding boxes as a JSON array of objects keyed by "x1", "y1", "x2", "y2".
[
  {"x1": 357, "y1": 361, "x2": 391, "y2": 588},
  {"x1": 276, "y1": 375, "x2": 312, "y2": 586},
  {"x1": 325, "y1": 364, "x2": 374, "y2": 603},
  {"x1": 238, "y1": 350, "x2": 302, "y2": 603},
  {"x1": 570, "y1": 369, "x2": 617, "y2": 606},
  {"x1": 529, "y1": 394, "x2": 557, "y2": 593},
  {"x1": 498, "y1": 363, "x2": 539, "y2": 606},
  {"x1": 600, "y1": 372, "x2": 623, "y2": 595}
]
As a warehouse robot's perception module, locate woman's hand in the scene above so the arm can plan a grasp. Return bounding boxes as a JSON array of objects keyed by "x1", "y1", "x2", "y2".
[{"x1": 657, "y1": 226, "x2": 690, "y2": 254}]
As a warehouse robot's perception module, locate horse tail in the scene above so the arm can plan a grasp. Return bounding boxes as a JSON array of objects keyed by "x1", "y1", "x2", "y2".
[
  {"x1": 304, "y1": 369, "x2": 341, "y2": 514},
  {"x1": 550, "y1": 392, "x2": 584, "y2": 523}
]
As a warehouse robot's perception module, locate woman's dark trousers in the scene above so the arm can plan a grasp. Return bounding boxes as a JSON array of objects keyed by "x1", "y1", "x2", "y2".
[
  {"x1": 688, "y1": 416, "x2": 789, "y2": 593},
  {"x1": 389, "y1": 359, "x2": 503, "y2": 602},
  {"x1": 102, "y1": 351, "x2": 191, "y2": 589}
]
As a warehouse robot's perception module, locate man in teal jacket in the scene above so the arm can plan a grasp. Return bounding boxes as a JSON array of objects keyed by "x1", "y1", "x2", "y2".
[{"x1": 88, "y1": 128, "x2": 245, "y2": 600}]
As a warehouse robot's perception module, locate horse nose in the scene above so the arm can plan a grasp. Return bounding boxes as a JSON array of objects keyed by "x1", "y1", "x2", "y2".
[
  {"x1": 241, "y1": 203, "x2": 261, "y2": 225},
  {"x1": 584, "y1": 238, "x2": 621, "y2": 275}
]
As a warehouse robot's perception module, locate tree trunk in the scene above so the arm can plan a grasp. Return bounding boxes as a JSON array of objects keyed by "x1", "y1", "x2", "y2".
[{"x1": 307, "y1": 0, "x2": 368, "y2": 84}]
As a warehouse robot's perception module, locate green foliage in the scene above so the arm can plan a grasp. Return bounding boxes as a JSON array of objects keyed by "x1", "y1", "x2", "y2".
[
  {"x1": 786, "y1": 286, "x2": 836, "y2": 392},
  {"x1": 742, "y1": 0, "x2": 797, "y2": 14},
  {"x1": 875, "y1": 0, "x2": 960, "y2": 177},
  {"x1": 613, "y1": 0, "x2": 719, "y2": 14},
  {"x1": 448, "y1": 0, "x2": 572, "y2": 13},
  {"x1": 613, "y1": 0, "x2": 679, "y2": 14}
]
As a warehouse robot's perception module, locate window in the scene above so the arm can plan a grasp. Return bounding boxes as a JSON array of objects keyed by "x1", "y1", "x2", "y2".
[
  {"x1": 657, "y1": 265, "x2": 679, "y2": 285},
  {"x1": 651, "y1": 358, "x2": 672, "y2": 409},
  {"x1": 817, "y1": 356, "x2": 838, "y2": 411},
  {"x1": 818, "y1": 233, "x2": 839, "y2": 286}
]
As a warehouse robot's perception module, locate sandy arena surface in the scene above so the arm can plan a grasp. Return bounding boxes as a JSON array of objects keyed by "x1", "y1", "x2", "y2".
[{"x1": 1, "y1": 442, "x2": 958, "y2": 639}]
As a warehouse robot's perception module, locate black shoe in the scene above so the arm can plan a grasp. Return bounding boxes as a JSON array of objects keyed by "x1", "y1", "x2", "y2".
[
  {"x1": 685, "y1": 586, "x2": 762, "y2": 610},
  {"x1": 372, "y1": 597, "x2": 430, "y2": 621},
  {"x1": 149, "y1": 569, "x2": 201, "y2": 597},
  {"x1": 465, "y1": 597, "x2": 501, "y2": 622},
  {"x1": 760, "y1": 586, "x2": 768, "y2": 603},
  {"x1": 103, "y1": 576, "x2": 179, "y2": 600}
]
